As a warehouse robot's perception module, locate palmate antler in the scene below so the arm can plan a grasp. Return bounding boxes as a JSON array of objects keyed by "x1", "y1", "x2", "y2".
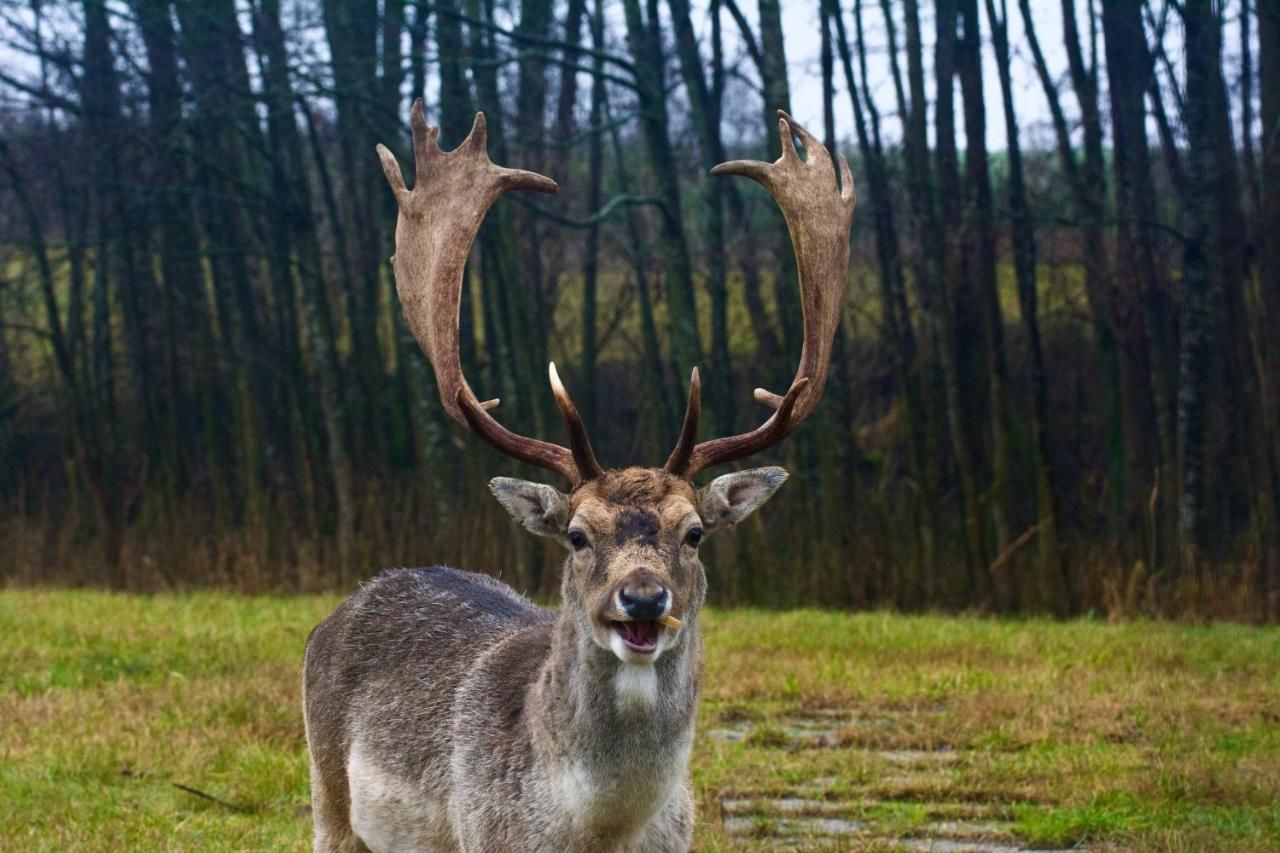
[
  {"x1": 378, "y1": 100, "x2": 603, "y2": 485},
  {"x1": 664, "y1": 111, "x2": 855, "y2": 479},
  {"x1": 378, "y1": 104, "x2": 851, "y2": 486}
]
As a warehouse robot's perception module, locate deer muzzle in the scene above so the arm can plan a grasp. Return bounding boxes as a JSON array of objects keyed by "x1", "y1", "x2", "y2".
[{"x1": 606, "y1": 571, "x2": 677, "y2": 655}]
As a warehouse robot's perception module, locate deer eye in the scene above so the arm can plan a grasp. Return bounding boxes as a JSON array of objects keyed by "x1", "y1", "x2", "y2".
[
  {"x1": 568, "y1": 531, "x2": 589, "y2": 551},
  {"x1": 685, "y1": 527, "x2": 704, "y2": 547}
]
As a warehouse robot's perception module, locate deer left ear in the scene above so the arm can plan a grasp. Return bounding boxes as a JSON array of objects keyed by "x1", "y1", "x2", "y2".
[
  {"x1": 697, "y1": 467, "x2": 789, "y2": 532},
  {"x1": 489, "y1": 478, "x2": 571, "y2": 539}
]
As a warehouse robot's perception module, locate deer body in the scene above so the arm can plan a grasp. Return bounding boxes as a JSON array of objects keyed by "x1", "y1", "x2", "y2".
[
  {"x1": 304, "y1": 101, "x2": 853, "y2": 851},
  {"x1": 305, "y1": 468, "x2": 770, "y2": 852},
  {"x1": 305, "y1": 562, "x2": 699, "y2": 852}
]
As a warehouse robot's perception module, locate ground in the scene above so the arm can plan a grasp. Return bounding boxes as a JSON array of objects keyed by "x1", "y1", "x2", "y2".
[{"x1": 1, "y1": 590, "x2": 1277, "y2": 851}]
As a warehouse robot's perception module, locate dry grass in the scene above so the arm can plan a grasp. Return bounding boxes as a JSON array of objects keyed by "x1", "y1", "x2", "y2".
[{"x1": 2, "y1": 591, "x2": 1278, "y2": 850}]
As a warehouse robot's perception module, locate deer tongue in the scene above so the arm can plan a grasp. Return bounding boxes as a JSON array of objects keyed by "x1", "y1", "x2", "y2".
[{"x1": 621, "y1": 620, "x2": 660, "y2": 650}]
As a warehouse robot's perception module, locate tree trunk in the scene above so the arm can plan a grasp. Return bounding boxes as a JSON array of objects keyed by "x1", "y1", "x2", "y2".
[
  {"x1": 1256, "y1": 0, "x2": 1280, "y2": 611},
  {"x1": 579, "y1": 0, "x2": 606, "y2": 437},
  {"x1": 1021, "y1": 0, "x2": 1127, "y2": 540},
  {"x1": 667, "y1": 0, "x2": 734, "y2": 434},
  {"x1": 464, "y1": 0, "x2": 542, "y2": 437},
  {"x1": 321, "y1": 0, "x2": 389, "y2": 466},
  {"x1": 514, "y1": 0, "x2": 554, "y2": 435},
  {"x1": 986, "y1": 0, "x2": 1069, "y2": 613},
  {"x1": 133, "y1": 0, "x2": 212, "y2": 492},
  {"x1": 958, "y1": 0, "x2": 1006, "y2": 605},
  {"x1": 409, "y1": 0, "x2": 428, "y2": 104},
  {"x1": 1101, "y1": 0, "x2": 1170, "y2": 564},
  {"x1": 177, "y1": 0, "x2": 296, "y2": 522},
  {"x1": 1178, "y1": 0, "x2": 1220, "y2": 569},
  {"x1": 620, "y1": 0, "x2": 701, "y2": 404},
  {"x1": 605, "y1": 99, "x2": 679, "y2": 442},
  {"x1": 755, "y1": 0, "x2": 800, "y2": 370},
  {"x1": 928, "y1": 0, "x2": 989, "y2": 600},
  {"x1": 1241, "y1": 0, "x2": 1262, "y2": 248},
  {"x1": 81, "y1": 0, "x2": 151, "y2": 586},
  {"x1": 832, "y1": 0, "x2": 937, "y2": 601},
  {"x1": 882, "y1": 0, "x2": 951, "y2": 604},
  {"x1": 253, "y1": 0, "x2": 356, "y2": 578}
]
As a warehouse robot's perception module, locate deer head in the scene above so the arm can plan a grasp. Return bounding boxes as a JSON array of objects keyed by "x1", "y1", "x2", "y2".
[{"x1": 378, "y1": 101, "x2": 853, "y2": 666}]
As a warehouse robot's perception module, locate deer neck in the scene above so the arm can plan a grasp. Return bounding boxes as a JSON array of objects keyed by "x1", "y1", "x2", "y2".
[{"x1": 527, "y1": 606, "x2": 700, "y2": 802}]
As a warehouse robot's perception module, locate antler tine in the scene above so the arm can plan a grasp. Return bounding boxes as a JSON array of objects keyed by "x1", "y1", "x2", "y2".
[
  {"x1": 670, "y1": 111, "x2": 854, "y2": 479},
  {"x1": 380, "y1": 100, "x2": 598, "y2": 485},
  {"x1": 663, "y1": 368, "x2": 702, "y2": 474},
  {"x1": 682, "y1": 378, "x2": 809, "y2": 474},
  {"x1": 549, "y1": 363, "x2": 605, "y2": 480}
]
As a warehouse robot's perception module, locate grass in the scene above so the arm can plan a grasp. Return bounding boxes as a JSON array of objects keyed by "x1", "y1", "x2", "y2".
[{"x1": 2, "y1": 591, "x2": 1278, "y2": 851}]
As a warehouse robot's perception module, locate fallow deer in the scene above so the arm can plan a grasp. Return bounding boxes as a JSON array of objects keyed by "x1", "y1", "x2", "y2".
[{"x1": 303, "y1": 100, "x2": 854, "y2": 852}]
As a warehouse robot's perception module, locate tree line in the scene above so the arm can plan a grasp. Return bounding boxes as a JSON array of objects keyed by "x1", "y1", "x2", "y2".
[{"x1": 0, "y1": 0, "x2": 1276, "y2": 618}]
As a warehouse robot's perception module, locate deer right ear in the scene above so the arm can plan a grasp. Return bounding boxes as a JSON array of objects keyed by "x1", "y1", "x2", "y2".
[
  {"x1": 489, "y1": 478, "x2": 571, "y2": 539},
  {"x1": 697, "y1": 467, "x2": 789, "y2": 532}
]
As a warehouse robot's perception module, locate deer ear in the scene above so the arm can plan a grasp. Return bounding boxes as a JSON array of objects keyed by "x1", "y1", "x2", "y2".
[
  {"x1": 489, "y1": 478, "x2": 571, "y2": 539},
  {"x1": 696, "y1": 467, "x2": 789, "y2": 532}
]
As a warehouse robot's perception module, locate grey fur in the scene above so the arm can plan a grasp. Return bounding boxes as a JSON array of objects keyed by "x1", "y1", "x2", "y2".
[
  {"x1": 488, "y1": 478, "x2": 571, "y2": 540},
  {"x1": 303, "y1": 467, "x2": 787, "y2": 852},
  {"x1": 697, "y1": 467, "x2": 789, "y2": 530}
]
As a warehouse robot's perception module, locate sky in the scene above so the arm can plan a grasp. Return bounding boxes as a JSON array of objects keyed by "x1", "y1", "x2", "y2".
[
  {"x1": 780, "y1": 0, "x2": 1253, "y2": 155},
  {"x1": 723, "y1": 0, "x2": 1191, "y2": 152},
  {"x1": 0, "y1": 0, "x2": 1251, "y2": 155},
  {"x1": 781, "y1": 0, "x2": 1062, "y2": 150}
]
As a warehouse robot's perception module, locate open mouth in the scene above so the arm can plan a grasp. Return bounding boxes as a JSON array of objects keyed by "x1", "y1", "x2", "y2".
[{"x1": 611, "y1": 620, "x2": 661, "y2": 653}]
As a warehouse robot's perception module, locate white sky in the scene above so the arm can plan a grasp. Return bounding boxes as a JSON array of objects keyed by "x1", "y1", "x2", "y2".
[{"x1": 744, "y1": 0, "x2": 1197, "y2": 152}]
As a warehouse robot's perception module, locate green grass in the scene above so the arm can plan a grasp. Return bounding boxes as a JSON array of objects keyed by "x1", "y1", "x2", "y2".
[{"x1": 2, "y1": 591, "x2": 1278, "y2": 850}]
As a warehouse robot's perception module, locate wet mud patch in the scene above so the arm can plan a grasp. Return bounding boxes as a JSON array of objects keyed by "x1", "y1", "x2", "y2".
[
  {"x1": 708, "y1": 711, "x2": 842, "y2": 748},
  {"x1": 706, "y1": 706, "x2": 856, "y2": 749},
  {"x1": 710, "y1": 707, "x2": 1078, "y2": 851},
  {"x1": 719, "y1": 791, "x2": 1072, "y2": 851},
  {"x1": 707, "y1": 704, "x2": 962, "y2": 753}
]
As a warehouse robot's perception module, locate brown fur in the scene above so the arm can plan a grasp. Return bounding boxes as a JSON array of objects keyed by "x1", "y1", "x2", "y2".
[{"x1": 572, "y1": 468, "x2": 698, "y2": 510}]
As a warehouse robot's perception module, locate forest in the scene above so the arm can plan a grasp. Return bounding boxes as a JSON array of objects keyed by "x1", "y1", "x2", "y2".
[{"x1": 0, "y1": 0, "x2": 1276, "y2": 618}]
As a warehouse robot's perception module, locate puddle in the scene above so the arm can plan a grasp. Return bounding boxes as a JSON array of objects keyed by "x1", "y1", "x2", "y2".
[
  {"x1": 897, "y1": 840, "x2": 1075, "y2": 853},
  {"x1": 723, "y1": 814, "x2": 866, "y2": 837},
  {"x1": 923, "y1": 820, "x2": 1008, "y2": 837},
  {"x1": 879, "y1": 748, "x2": 960, "y2": 764},
  {"x1": 722, "y1": 813, "x2": 1052, "y2": 852},
  {"x1": 882, "y1": 773, "x2": 942, "y2": 786},
  {"x1": 792, "y1": 706, "x2": 853, "y2": 718},
  {"x1": 783, "y1": 726, "x2": 841, "y2": 747},
  {"x1": 707, "y1": 727, "x2": 746, "y2": 742},
  {"x1": 897, "y1": 842, "x2": 1043, "y2": 853},
  {"x1": 876, "y1": 748, "x2": 965, "y2": 786},
  {"x1": 718, "y1": 792, "x2": 1067, "y2": 852},
  {"x1": 708, "y1": 715, "x2": 971, "y2": 767},
  {"x1": 709, "y1": 708, "x2": 1073, "y2": 850},
  {"x1": 706, "y1": 717, "x2": 842, "y2": 747},
  {"x1": 783, "y1": 714, "x2": 846, "y2": 729},
  {"x1": 708, "y1": 709, "x2": 849, "y2": 747},
  {"x1": 707, "y1": 708, "x2": 967, "y2": 755},
  {"x1": 722, "y1": 797, "x2": 855, "y2": 816}
]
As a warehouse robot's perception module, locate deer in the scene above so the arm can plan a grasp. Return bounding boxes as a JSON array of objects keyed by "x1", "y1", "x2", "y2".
[{"x1": 302, "y1": 99, "x2": 854, "y2": 853}]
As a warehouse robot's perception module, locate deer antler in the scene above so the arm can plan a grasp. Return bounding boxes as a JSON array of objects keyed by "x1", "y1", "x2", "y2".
[
  {"x1": 378, "y1": 100, "x2": 604, "y2": 485},
  {"x1": 665, "y1": 111, "x2": 854, "y2": 479}
]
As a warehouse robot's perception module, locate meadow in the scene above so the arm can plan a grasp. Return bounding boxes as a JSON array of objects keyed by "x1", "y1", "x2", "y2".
[{"x1": 2, "y1": 589, "x2": 1278, "y2": 851}]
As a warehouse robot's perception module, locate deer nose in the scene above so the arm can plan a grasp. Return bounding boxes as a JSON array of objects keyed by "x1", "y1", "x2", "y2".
[{"x1": 619, "y1": 581, "x2": 669, "y2": 621}]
